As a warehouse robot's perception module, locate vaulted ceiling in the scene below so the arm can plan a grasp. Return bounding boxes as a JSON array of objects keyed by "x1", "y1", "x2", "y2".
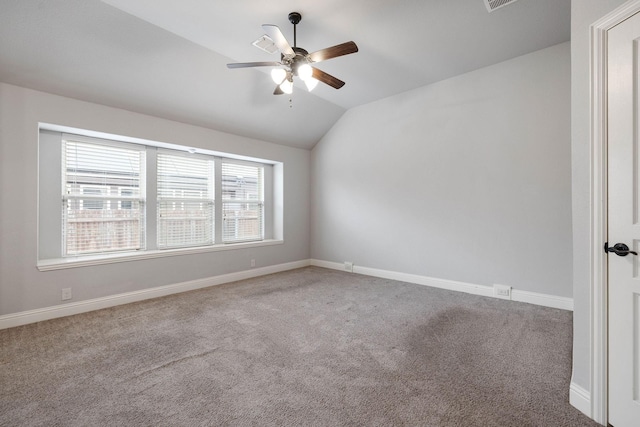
[{"x1": 0, "y1": 0, "x2": 570, "y2": 149}]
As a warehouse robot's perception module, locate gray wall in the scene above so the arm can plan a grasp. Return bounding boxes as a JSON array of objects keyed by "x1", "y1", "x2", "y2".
[
  {"x1": 570, "y1": 0, "x2": 627, "y2": 395},
  {"x1": 311, "y1": 42, "x2": 572, "y2": 297},
  {"x1": 0, "y1": 82, "x2": 310, "y2": 316}
]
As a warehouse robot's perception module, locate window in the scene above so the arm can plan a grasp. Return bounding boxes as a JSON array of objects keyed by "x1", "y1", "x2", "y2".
[
  {"x1": 63, "y1": 139, "x2": 146, "y2": 256},
  {"x1": 39, "y1": 128, "x2": 279, "y2": 268},
  {"x1": 222, "y1": 162, "x2": 264, "y2": 243},
  {"x1": 119, "y1": 189, "x2": 134, "y2": 209},
  {"x1": 81, "y1": 186, "x2": 106, "y2": 210},
  {"x1": 157, "y1": 151, "x2": 215, "y2": 248}
]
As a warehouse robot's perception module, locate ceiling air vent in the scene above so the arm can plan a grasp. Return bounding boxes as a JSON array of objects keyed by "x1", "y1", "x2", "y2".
[
  {"x1": 252, "y1": 35, "x2": 278, "y2": 54},
  {"x1": 484, "y1": 0, "x2": 520, "y2": 13}
]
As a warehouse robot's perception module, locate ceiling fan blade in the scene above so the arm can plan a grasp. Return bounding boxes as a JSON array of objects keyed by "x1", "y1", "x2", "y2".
[
  {"x1": 311, "y1": 67, "x2": 346, "y2": 89},
  {"x1": 227, "y1": 61, "x2": 281, "y2": 69},
  {"x1": 308, "y1": 41, "x2": 358, "y2": 63},
  {"x1": 262, "y1": 24, "x2": 295, "y2": 58},
  {"x1": 273, "y1": 85, "x2": 284, "y2": 95}
]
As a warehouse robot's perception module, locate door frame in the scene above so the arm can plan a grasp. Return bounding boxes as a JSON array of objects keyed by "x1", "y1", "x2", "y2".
[{"x1": 590, "y1": 0, "x2": 640, "y2": 424}]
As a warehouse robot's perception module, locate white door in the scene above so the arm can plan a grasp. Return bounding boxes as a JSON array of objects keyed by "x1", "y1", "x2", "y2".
[{"x1": 608, "y1": 10, "x2": 640, "y2": 427}]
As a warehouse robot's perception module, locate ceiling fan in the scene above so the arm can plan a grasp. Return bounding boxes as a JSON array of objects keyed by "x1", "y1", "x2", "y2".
[{"x1": 227, "y1": 12, "x2": 358, "y2": 95}]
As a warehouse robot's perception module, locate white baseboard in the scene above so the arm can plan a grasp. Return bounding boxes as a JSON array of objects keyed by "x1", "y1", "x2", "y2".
[
  {"x1": 511, "y1": 289, "x2": 573, "y2": 311},
  {"x1": 569, "y1": 381, "x2": 591, "y2": 418},
  {"x1": 0, "y1": 259, "x2": 310, "y2": 330},
  {"x1": 310, "y1": 259, "x2": 573, "y2": 311},
  {"x1": 0, "y1": 258, "x2": 574, "y2": 330}
]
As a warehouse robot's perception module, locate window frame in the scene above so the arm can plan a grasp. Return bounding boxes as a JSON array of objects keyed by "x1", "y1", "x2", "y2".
[
  {"x1": 221, "y1": 160, "x2": 265, "y2": 244},
  {"x1": 156, "y1": 149, "x2": 216, "y2": 250},
  {"x1": 37, "y1": 125, "x2": 283, "y2": 271},
  {"x1": 62, "y1": 138, "x2": 147, "y2": 257}
]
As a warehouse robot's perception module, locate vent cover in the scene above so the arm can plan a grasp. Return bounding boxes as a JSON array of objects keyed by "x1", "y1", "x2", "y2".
[
  {"x1": 252, "y1": 35, "x2": 278, "y2": 54},
  {"x1": 484, "y1": 0, "x2": 520, "y2": 12}
]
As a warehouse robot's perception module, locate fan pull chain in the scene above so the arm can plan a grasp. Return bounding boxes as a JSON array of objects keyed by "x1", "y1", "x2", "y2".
[{"x1": 291, "y1": 17, "x2": 296, "y2": 107}]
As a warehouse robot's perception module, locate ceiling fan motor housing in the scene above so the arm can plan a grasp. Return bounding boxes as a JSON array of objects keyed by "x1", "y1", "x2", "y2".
[{"x1": 290, "y1": 47, "x2": 310, "y2": 76}]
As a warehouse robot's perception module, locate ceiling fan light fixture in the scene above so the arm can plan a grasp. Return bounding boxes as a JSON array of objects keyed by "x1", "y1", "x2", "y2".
[
  {"x1": 304, "y1": 77, "x2": 319, "y2": 92},
  {"x1": 298, "y1": 63, "x2": 313, "y2": 81},
  {"x1": 280, "y1": 79, "x2": 293, "y2": 94},
  {"x1": 271, "y1": 68, "x2": 287, "y2": 84}
]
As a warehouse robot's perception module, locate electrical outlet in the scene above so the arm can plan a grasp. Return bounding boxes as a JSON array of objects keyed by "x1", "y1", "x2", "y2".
[
  {"x1": 344, "y1": 261, "x2": 354, "y2": 272},
  {"x1": 61, "y1": 288, "x2": 72, "y2": 301},
  {"x1": 493, "y1": 284, "x2": 511, "y2": 300},
  {"x1": 251, "y1": 259, "x2": 256, "y2": 268}
]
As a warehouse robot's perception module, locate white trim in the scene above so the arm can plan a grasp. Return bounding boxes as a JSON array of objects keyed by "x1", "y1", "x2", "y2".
[
  {"x1": 355, "y1": 264, "x2": 495, "y2": 298},
  {"x1": 41, "y1": 122, "x2": 280, "y2": 165},
  {"x1": 0, "y1": 259, "x2": 309, "y2": 330},
  {"x1": 4, "y1": 257, "x2": 573, "y2": 333},
  {"x1": 37, "y1": 239, "x2": 284, "y2": 271},
  {"x1": 588, "y1": 2, "x2": 640, "y2": 424},
  {"x1": 511, "y1": 289, "x2": 573, "y2": 311},
  {"x1": 310, "y1": 258, "x2": 350, "y2": 271},
  {"x1": 589, "y1": 15, "x2": 610, "y2": 425},
  {"x1": 310, "y1": 260, "x2": 573, "y2": 311},
  {"x1": 570, "y1": 381, "x2": 592, "y2": 418}
]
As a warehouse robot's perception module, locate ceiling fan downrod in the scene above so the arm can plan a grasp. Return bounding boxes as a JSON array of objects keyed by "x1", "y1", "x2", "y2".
[{"x1": 288, "y1": 12, "x2": 301, "y2": 48}]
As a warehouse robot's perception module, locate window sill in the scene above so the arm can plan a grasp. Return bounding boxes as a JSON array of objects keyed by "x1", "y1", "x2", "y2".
[{"x1": 37, "y1": 239, "x2": 284, "y2": 271}]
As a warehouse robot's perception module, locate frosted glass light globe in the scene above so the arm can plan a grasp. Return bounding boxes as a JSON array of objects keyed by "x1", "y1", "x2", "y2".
[
  {"x1": 271, "y1": 68, "x2": 286, "y2": 84},
  {"x1": 298, "y1": 63, "x2": 313, "y2": 81},
  {"x1": 280, "y1": 79, "x2": 293, "y2": 94},
  {"x1": 304, "y1": 77, "x2": 319, "y2": 92}
]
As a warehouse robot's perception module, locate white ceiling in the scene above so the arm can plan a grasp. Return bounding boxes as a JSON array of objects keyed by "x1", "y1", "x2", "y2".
[{"x1": 0, "y1": 0, "x2": 570, "y2": 149}]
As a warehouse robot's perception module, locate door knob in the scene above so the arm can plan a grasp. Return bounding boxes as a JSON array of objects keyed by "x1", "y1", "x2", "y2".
[{"x1": 604, "y1": 242, "x2": 638, "y2": 257}]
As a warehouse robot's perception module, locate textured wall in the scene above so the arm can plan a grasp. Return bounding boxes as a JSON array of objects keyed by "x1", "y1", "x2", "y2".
[{"x1": 311, "y1": 43, "x2": 571, "y2": 297}]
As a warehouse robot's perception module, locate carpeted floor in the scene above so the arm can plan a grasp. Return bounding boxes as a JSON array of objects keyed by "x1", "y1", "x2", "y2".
[{"x1": 1, "y1": 267, "x2": 598, "y2": 426}]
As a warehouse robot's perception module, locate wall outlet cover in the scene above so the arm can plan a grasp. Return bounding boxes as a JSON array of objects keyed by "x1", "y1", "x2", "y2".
[
  {"x1": 344, "y1": 261, "x2": 354, "y2": 272},
  {"x1": 493, "y1": 284, "x2": 512, "y2": 300}
]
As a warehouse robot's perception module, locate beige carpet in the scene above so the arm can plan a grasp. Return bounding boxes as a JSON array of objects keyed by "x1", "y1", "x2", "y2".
[{"x1": 1, "y1": 267, "x2": 598, "y2": 426}]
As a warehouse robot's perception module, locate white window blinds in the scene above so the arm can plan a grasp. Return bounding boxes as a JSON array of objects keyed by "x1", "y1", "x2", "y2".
[
  {"x1": 63, "y1": 139, "x2": 146, "y2": 256},
  {"x1": 157, "y1": 152, "x2": 215, "y2": 248},
  {"x1": 222, "y1": 162, "x2": 264, "y2": 243}
]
